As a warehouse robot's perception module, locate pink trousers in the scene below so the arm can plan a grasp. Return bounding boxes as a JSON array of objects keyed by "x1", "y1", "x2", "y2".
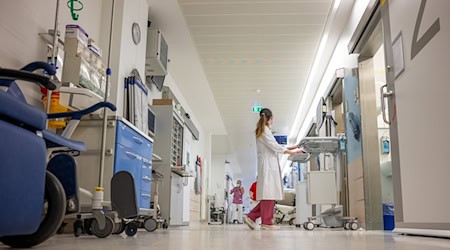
[{"x1": 247, "y1": 200, "x2": 275, "y2": 225}]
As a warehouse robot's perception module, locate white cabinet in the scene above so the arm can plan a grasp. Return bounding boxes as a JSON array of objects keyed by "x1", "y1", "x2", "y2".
[
  {"x1": 306, "y1": 171, "x2": 337, "y2": 205},
  {"x1": 170, "y1": 173, "x2": 184, "y2": 226}
]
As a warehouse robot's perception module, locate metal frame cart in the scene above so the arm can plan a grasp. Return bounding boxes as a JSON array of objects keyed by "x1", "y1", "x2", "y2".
[
  {"x1": 207, "y1": 195, "x2": 225, "y2": 225},
  {"x1": 290, "y1": 136, "x2": 360, "y2": 231},
  {"x1": 141, "y1": 169, "x2": 168, "y2": 232}
]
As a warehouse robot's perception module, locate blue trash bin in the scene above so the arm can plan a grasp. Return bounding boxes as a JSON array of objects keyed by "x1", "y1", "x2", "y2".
[{"x1": 382, "y1": 203, "x2": 395, "y2": 231}]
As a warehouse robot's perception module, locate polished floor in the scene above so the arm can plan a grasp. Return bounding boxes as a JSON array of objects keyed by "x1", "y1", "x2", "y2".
[{"x1": 1, "y1": 223, "x2": 449, "y2": 250}]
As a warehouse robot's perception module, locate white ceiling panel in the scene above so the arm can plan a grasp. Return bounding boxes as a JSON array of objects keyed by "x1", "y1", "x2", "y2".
[
  {"x1": 181, "y1": 2, "x2": 330, "y2": 16},
  {"x1": 190, "y1": 25, "x2": 324, "y2": 36},
  {"x1": 180, "y1": 0, "x2": 330, "y2": 4},
  {"x1": 177, "y1": 0, "x2": 333, "y2": 178},
  {"x1": 202, "y1": 59, "x2": 314, "y2": 67},
  {"x1": 197, "y1": 43, "x2": 318, "y2": 53},
  {"x1": 194, "y1": 34, "x2": 320, "y2": 45},
  {"x1": 205, "y1": 65, "x2": 309, "y2": 75},
  {"x1": 200, "y1": 51, "x2": 315, "y2": 60},
  {"x1": 186, "y1": 14, "x2": 327, "y2": 26}
]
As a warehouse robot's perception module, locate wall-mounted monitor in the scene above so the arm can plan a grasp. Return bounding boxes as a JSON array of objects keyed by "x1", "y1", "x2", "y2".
[{"x1": 274, "y1": 134, "x2": 288, "y2": 145}]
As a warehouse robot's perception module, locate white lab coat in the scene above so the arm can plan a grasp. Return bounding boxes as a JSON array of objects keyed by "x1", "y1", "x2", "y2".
[{"x1": 256, "y1": 126, "x2": 285, "y2": 201}]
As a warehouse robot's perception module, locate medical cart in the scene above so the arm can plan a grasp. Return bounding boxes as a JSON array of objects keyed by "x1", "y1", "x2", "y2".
[{"x1": 290, "y1": 136, "x2": 360, "y2": 231}]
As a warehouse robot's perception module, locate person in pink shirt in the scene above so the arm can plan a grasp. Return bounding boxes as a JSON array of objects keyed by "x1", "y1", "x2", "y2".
[{"x1": 230, "y1": 180, "x2": 244, "y2": 223}]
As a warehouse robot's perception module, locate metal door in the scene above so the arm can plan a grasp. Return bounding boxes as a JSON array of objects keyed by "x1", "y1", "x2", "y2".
[{"x1": 381, "y1": 0, "x2": 450, "y2": 236}]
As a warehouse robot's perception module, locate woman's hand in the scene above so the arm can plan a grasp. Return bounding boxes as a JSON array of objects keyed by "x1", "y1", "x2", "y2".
[
  {"x1": 285, "y1": 148, "x2": 306, "y2": 155},
  {"x1": 287, "y1": 145, "x2": 300, "y2": 150}
]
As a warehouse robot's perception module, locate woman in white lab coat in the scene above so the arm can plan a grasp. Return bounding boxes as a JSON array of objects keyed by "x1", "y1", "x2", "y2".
[{"x1": 244, "y1": 108, "x2": 303, "y2": 230}]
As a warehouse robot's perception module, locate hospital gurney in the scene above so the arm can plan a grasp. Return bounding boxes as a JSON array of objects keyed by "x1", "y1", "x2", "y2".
[
  {"x1": 274, "y1": 204, "x2": 296, "y2": 225},
  {"x1": 289, "y1": 136, "x2": 360, "y2": 231}
]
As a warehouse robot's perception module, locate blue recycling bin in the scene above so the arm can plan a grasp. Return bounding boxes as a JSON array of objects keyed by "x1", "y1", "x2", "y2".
[{"x1": 382, "y1": 203, "x2": 395, "y2": 231}]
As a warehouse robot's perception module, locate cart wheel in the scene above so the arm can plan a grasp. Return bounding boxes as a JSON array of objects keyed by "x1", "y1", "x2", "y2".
[
  {"x1": 125, "y1": 222, "x2": 139, "y2": 236},
  {"x1": 84, "y1": 219, "x2": 93, "y2": 235},
  {"x1": 73, "y1": 220, "x2": 83, "y2": 237},
  {"x1": 144, "y1": 218, "x2": 158, "y2": 232},
  {"x1": 350, "y1": 222, "x2": 360, "y2": 231},
  {"x1": 162, "y1": 222, "x2": 169, "y2": 229},
  {"x1": 295, "y1": 224, "x2": 301, "y2": 228},
  {"x1": 0, "y1": 172, "x2": 66, "y2": 248},
  {"x1": 91, "y1": 216, "x2": 115, "y2": 238},
  {"x1": 344, "y1": 222, "x2": 350, "y2": 230},
  {"x1": 304, "y1": 222, "x2": 315, "y2": 231},
  {"x1": 114, "y1": 220, "x2": 126, "y2": 235},
  {"x1": 75, "y1": 226, "x2": 82, "y2": 237}
]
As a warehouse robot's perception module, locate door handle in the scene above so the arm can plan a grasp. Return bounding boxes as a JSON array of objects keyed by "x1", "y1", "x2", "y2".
[
  {"x1": 142, "y1": 176, "x2": 151, "y2": 182},
  {"x1": 380, "y1": 84, "x2": 394, "y2": 125}
]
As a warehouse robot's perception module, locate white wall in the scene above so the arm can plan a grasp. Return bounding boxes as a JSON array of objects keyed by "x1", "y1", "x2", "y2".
[
  {"x1": 102, "y1": 0, "x2": 148, "y2": 117},
  {"x1": 210, "y1": 157, "x2": 226, "y2": 206},
  {"x1": 0, "y1": 0, "x2": 105, "y2": 106}
]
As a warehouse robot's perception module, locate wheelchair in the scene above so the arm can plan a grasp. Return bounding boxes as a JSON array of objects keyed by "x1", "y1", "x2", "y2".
[{"x1": 0, "y1": 62, "x2": 115, "y2": 248}]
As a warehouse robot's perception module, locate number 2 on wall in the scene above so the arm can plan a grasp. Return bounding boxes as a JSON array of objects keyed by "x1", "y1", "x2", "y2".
[{"x1": 411, "y1": 0, "x2": 441, "y2": 60}]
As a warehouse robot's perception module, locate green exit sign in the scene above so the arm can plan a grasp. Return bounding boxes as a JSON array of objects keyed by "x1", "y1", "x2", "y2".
[{"x1": 252, "y1": 106, "x2": 263, "y2": 113}]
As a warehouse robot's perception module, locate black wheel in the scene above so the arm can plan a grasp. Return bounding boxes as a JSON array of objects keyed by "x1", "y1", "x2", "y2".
[
  {"x1": 84, "y1": 219, "x2": 93, "y2": 235},
  {"x1": 295, "y1": 224, "x2": 301, "y2": 228},
  {"x1": 74, "y1": 226, "x2": 82, "y2": 237},
  {"x1": 344, "y1": 222, "x2": 350, "y2": 230},
  {"x1": 73, "y1": 220, "x2": 83, "y2": 237},
  {"x1": 144, "y1": 218, "x2": 158, "y2": 232},
  {"x1": 113, "y1": 220, "x2": 126, "y2": 235},
  {"x1": 0, "y1": 172, "x2": 66, "y2": 248},
  {"x1": 91, "y1": 216, "x2": 115, "y2": 238},
  {"x1": 125, "y1": 222, "x2": 138, "y2": 236},
  {"x1": 350, "y1": 222, "x2": 360, "y2": 231},
  {"x1": 162, "y1": 222, "x2": 169, "y2": 229}
]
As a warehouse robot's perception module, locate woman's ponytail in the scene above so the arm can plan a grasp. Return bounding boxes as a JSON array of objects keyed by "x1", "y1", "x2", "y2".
[{"x1": 255, "y1": 108, "x2": 272, "y2": 138}]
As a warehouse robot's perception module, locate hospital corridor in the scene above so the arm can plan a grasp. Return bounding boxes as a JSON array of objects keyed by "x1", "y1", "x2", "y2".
[{"x1": 1, "y1": 0, "x2": 450, "y2": 249}]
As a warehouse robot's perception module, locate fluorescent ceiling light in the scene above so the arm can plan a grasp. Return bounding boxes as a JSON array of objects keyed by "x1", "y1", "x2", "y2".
[
  {"x1": 288, "y1": 0, "x2": 341, "y2": 142},
  {"x1": 282, "y1": 0, "x2": 341, "y2": 174}
]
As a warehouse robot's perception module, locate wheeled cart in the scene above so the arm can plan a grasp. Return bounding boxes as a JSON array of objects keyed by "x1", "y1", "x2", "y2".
[
  {"x1": 68, "y1": 116, "x2": 155, "y2": 237},
  {"x1": 140, "y1": 170, "x2": 168, "y2": 232},
  {"x1": 290, "y1": 136, "x2": 360, "y2": 231},
  {"x1": 207, "y1": 195, "x2": 225, "y2": 225}
]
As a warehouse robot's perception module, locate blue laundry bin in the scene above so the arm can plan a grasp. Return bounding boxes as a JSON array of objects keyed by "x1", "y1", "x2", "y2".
[{"x1": 382, "y1": 203, "x2": 395, "y2": 231}]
